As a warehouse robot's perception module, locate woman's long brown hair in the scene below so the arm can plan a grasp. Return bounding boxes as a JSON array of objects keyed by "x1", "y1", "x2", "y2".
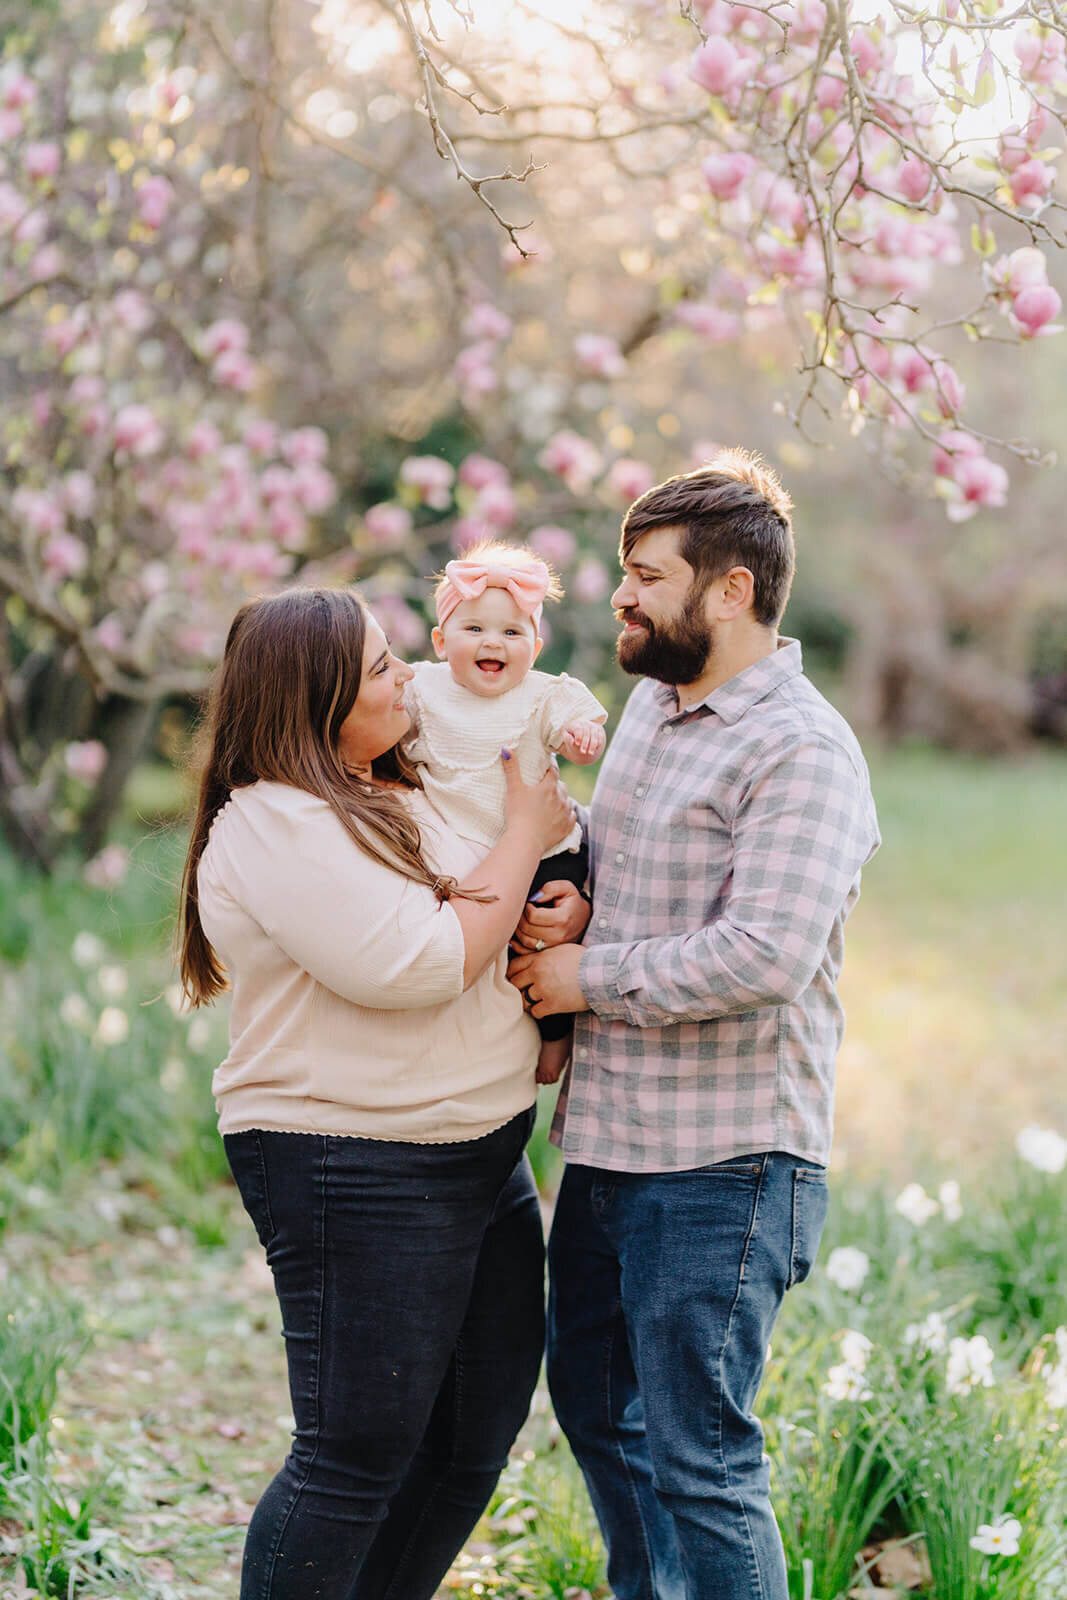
[{"x1": 179, "y1": 587, "x2": 488, "y2": 1008}]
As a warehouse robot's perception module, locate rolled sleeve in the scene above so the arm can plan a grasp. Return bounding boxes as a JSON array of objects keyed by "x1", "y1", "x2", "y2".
[{"x1": 579, "y1": 737, "x2": 877, "y2": 1028}]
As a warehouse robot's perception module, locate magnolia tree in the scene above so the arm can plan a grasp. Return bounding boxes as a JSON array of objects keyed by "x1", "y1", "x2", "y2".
[{"x1": 2, "y1": 0, "x2": 1066, "y2": 867}]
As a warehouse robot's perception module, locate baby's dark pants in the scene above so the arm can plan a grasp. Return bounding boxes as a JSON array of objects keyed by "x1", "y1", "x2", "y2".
[{"x1": 526, "y1": 842, "x2": 589, "y2": 1043}]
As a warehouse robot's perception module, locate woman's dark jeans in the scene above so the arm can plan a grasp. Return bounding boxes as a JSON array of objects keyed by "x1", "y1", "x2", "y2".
[{"x1": 224, "y1": 1109, "x2": 544, "y2": 1600}]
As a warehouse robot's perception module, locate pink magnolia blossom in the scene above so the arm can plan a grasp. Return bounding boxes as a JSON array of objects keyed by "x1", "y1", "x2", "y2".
[
  {"x1": 111, "y1": 289, "x2": 153, "y2": 334},
  {"x1": 30, "y1": 244, "x2": 62, "y2": 282},
  {"x1": 689, "y1": 38, "x2": 745, "y2": 97},
  {"x1": 0, "y1": 107, "x2": 22, "y2": 140},
  {"x1": 894, "y1": 155, "x2": 931, "y2": 203},
  {"x1": 243, "y1": 418, "x2": 279, "y2": 457},
  {"x1": 64, "y1": 740, "x2": 108, "y2": 782},
  {"x1": 14, "y1": 487, "x2": 65, "y2": 537},
  {"x1": 44, "y1": 306, "x2": 91, "y2": 359},
  {"x1": 202, "y1": 319, "x2": 249, "y2": 359},
  {"x1": 473, "y1": 483, "x2": 519, "y2": 528},
  {"x1": 1011, "y1": 284, "x2": 1063, "y2": 338},
  {"x1": 43, "y1": 531, "x2": 88, "y2": 579},
  {"x1": 370, "y1": 592, "x2": 427, "y2": 653},
  {"x1": 529, "y1": 525, "x2": 577, "y2": 567},
  {"x1": 85, "y1": 843, "x2": 130, "y2": 889},
  {"x1": 451, "y1": 515, "x2": 495, "y2": 553},
  {"x1": 399, "y1": 455, "x2": 455, "y2": 510},
  {"x1": 458, "y1": 454, "x2": 510, "y2": 492},
  {"x1": 93, "y1": 616, "x2": 124, "y2": 654},
  {"x1": 574, "y1": 333, "x2": 627, "y2": 379},
  {"x1": 1009, "y1": 158, "x2": 1053, "y2": 209},
  {"x1": 815, "y1": 72, "x2": 847, "y2": 111},
  {"x1": 462, "y1": 303, "x2": 513, "y2": 342},
  {"x1": 290, "y1": 463, "x2": 337, "y2": 515},
  {"x1": 281, "y1": 426, "x2": 329, "y2": 466},
  {"x1": 893, "y1": 345, "x2": 935, "y2": 394},
  {"x1": 31, "y1": 392, "x2": 52, "y2": 428},
  {"x1": 933, "y1": 429, "x2": 983, "y2": 478},
  {"x1": 364, "y1": 502, "x2": 413, "y2": 544},
  {"x1": 260, "y1": 466, "x2": 296, "y2": 502},
  {"x1": 113, "y1": 404, "x2": 164, "y2": 457},
  {"x1": 932, "y1": 360, "x2": 965, "y2": 416},
  {"x1": 994, "y1": 246, "x2": 1048, "y2": 297},
  {"x1": 792, "y1": 1, "x2": 827, "y2": 42},
  {"x1": 1014, "y1": 28, "x2": 1066, "y2": 85},
  {"x1": 453, "y1": 343, "x2": 498, "y2": 395},
  {"x1": 606, "y1": 458, "x2": 656, "y2": 502},
  {"x1": 701, "y1": 152, "x2": 752, "y2": 201},
  {"x1": 136, "y1": 175, "x2": 175, "y2": 230},
  {"x1": 186, "y1": 420, "x2": 222, "y2": 459},
  {"x1": 538, "y1": 430, "x2": 602, "y2": 492},
  {"x1": 24, "y1": 140, "x2": 61, "y2": 182},
  {"x1": 572, "y1": 557, "x2": 610, "y2": 603},
  {"x1": 63, "y1": 471, "x2": 96, "y2": 518},
  {"x1": 751, "y1": 173, "x2": 808, "y2": 237},
  {"x1": 675, "y1": 301, "x2": 743, "y2": 342},
  {"x1": 946, "y1": 454, "x2": 1009, "y2": 521},
  {"x1": 211, "y1": 349, "x2": 256, "y2": 391},
  {"x1": 851, "y1": 29, "x2": 888, "y2": 81},
  {"x1": 2, "y1": 72, "x2": 36, "y2": 111}
]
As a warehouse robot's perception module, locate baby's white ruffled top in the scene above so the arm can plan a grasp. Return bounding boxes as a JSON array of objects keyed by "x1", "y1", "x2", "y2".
[{"x1": 406, "y1": 660, "x2": 605, "y2": 856}]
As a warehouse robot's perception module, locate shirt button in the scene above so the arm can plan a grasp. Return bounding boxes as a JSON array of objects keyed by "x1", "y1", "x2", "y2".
[
  {"x1": 597, "y1": 917, "x2": 607, "y2": 928},
  {"x1": 614, "y1": 852, "x2": 625, "y2": 864},
  {"x1": 575, "y1": 1047, "x2": 586, "y2": 1060},
  {"x1": 635, "y1": 785, "x2": 645, "y2": 797}
]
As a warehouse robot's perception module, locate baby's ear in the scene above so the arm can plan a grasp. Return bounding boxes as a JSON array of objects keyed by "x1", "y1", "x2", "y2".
[
  {"x1": 532, "y1": 634, "x2": 545, "y2": 662},
  {"x1": 431, "y1": 626, "x2": 447, "y2": 660}
]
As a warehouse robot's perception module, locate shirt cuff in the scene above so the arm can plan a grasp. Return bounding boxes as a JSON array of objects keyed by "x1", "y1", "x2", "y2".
[{"x1": 578, "y1": 942, "x2": 628, "y2": 1018}]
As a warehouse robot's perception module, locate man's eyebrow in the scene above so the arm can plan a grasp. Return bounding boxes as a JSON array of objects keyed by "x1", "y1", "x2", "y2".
[{"x1": 625, "y1": 559, "x2": 668, "y2": 577}]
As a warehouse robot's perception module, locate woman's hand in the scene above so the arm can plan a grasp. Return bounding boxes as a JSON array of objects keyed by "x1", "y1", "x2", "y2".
[
  {"x1": 500, "y1": 750, "x2": 575, "y2": 858},
  {"x1": 513, "y1": 881, "x2": 592, "y2": 951}
]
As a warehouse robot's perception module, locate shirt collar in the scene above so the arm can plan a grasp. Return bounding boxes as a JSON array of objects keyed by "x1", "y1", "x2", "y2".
[{"x1": 652, "y1": 638, "x2": 804, "y2": 726}]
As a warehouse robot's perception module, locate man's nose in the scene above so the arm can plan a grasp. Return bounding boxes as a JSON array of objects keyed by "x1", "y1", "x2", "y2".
[{"x1": 611, "y1": 582, "x2": 633, "y2": 609}]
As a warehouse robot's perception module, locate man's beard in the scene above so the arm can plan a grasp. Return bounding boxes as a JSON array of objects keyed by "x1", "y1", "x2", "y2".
[{"x1": 616, "y1": 588, "x2": 713, "y2": 686}]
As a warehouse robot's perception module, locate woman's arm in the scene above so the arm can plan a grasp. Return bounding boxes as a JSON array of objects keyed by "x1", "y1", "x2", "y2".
[{"x1": 449, "y1": 751, "x2": 575, "y2": 988}]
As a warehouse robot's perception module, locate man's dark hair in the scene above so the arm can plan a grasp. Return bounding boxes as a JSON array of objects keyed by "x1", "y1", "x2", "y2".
[{"x1": 620, "y1": 449, "x2": 796, "y2": 627}]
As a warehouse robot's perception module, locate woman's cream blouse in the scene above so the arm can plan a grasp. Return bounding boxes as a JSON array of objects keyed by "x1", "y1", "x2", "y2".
[{"x1": 197, "y1": 780, "x2": 538, "y2": 1142}]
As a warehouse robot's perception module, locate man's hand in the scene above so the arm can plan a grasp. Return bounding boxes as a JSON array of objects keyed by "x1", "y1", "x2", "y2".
[
  {"x1": 508, "y1": 944, "x2": 589, "y2": 1018},
  {"x1": 513, "y1": 880, "x2": 591, "y2": 951},
  {"x1": 559, "y1": 720, "x2": 607, "y2": 764}
]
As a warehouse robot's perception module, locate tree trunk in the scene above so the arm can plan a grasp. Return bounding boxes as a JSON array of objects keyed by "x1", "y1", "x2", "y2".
[{"x1": 78, "y1": 696, "x2": 161, "y2": 858}]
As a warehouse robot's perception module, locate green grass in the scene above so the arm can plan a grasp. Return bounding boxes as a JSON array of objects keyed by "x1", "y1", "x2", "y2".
[{"x1": 1, "y1": 746, "x2": 1066, "y2": 1597}]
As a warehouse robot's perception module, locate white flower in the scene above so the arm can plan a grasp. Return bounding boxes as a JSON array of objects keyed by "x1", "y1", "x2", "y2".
[
  {"x1": 894, "y1": 1182, "x2": 939, "y2": 1225},
  {"x1": 823, "y1": 1363, "x2": 872, "y2": 1402},
  {"x1": 825, "y1": 1246, "x2": 870, "y2": 1291},
  {"x1": 839, "y1": 1329, "x2": 873, "y2": 1372},
  {"x1": 905, "y1": 1311, "x2": 949, "y2": 1354},
  {"x1": 59, "y1": 992, "x2": 92, "y2": 1029},
  {"x1": 95, "y1": 1007, "x2": 129, "y2": 1046},
  {"x1": 72, "y1": 931, "x2": 106, "y2": 967},
  {"x1": 946, "y1": 1334, "x2": 995, "y2": 1395},
  {"x1": 96, "y1": 964, "x2": 128, "y2": 999},
  {"x1": 1015, "y1": 1124, "x2": 1067, "y2": 1174},
  {"x1": 969, "y1": 1515, "x2": 1022, "y2": 1557},
  {"x1": 938, "y1": 1179, "x2": 962, "y2": 1222},
  {"x1": 1045, "y1": 1363, "x2": 1067, "y2": 1408}
]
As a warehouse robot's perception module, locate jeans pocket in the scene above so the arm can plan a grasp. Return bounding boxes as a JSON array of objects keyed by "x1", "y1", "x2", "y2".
[
  {"x1": 788, "y1": 1167, "x2": 829, "y2": 1289},
  {"x1": 224, "y1": 1131, "x2": 277, "y2": 1253}
]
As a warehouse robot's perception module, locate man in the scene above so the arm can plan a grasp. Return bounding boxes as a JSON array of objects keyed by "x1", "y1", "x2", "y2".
[{"x1": 509, "y1": 450, "x2": 880, "y2": 1600}]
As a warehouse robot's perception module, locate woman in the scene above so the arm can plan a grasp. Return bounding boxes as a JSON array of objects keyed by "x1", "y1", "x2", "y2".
[{"x1": 179, "y1": 587, "x2": 574, "y2": 1600}]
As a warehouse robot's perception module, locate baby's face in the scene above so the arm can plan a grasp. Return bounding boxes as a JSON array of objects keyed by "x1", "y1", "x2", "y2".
[{"x1": 432, "y1": 587, "x2": 542, "y2": 698}]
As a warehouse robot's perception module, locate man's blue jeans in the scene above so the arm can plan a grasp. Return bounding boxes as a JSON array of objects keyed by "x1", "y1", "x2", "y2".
[{"x1": 546, "y1": 1152, "x2": 829, "y2": 1600}]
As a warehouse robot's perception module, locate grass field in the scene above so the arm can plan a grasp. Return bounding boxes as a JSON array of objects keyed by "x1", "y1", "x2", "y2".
[{"x1": 1, "y1": 746, "x2": 1065, "y2": 1598}]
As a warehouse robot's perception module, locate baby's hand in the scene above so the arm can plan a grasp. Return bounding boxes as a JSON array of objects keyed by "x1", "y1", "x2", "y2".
[{"x1": 560, "y1": 720, "x2": 606, "y2": 763}]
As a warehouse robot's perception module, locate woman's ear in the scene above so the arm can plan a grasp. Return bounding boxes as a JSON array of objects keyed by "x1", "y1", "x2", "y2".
[{"x1": 431, "y1": 625, "x2": 447, "y2": 660}]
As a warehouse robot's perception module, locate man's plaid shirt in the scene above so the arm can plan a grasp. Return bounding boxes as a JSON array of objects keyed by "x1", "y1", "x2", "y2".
[{"x1": 552, "y1": 640, "x2": 880, "y2": 1173}]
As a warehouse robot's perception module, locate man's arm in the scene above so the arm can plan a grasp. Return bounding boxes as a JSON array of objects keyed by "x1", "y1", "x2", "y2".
[{"x1": 572, "y1": 736, "x2": 877, "y2": 1028}]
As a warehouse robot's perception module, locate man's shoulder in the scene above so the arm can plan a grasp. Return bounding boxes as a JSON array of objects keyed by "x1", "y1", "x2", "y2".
[{"x1": 768, "y1": 673, "x2": 869, "y2": 766}]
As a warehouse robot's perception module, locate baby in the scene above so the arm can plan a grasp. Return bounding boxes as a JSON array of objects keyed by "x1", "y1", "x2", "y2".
[{"x1": 406, "y1": 541, "x2": 607, "y2": 1086}]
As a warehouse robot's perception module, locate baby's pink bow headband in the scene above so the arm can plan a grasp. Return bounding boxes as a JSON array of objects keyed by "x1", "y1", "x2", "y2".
[{"x1": 435, "y1": 558, "x2": 550, "y2": 629}]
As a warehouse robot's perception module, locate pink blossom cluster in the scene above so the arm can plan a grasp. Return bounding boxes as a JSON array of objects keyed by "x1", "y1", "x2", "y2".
[
  {"x1": 451, "y1": 453, "x2": 519, "y2": 552},
  {"x1": 452, "y1": 301, "x2": 514, "y2": 402},
  {"x1": 986, "y1": 247, "x2": 1062, "y2": 340}
]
